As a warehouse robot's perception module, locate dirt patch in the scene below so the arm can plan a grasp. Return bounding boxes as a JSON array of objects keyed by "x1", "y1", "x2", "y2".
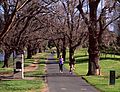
[
  {"x1": 0, "y1": 72, "x2": 13, "y2": 75},
  {"x1": 24, "y1": 62, "x2": 38, "y2": 72},
  {"x1": 24, "y1": 77, "x2": 36, "y2": 80},
  {"x1": 41, "y1": 84, "x2": 49, "y2": 92}
]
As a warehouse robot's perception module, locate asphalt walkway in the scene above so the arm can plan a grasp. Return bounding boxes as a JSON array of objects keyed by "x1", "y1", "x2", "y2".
[{"x1": 46, "y1": 54, "x2": 100, "y2": 92}]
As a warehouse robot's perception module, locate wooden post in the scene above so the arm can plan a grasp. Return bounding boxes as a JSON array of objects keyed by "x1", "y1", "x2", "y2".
[{"x1": 14, "y1": 54, "x2": 24, "y2": 79}]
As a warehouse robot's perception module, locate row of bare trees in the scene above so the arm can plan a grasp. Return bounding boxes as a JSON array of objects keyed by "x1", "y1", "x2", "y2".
[
  {"x1": 45, "y1": 0, "x2": 120, "y2": 75},
  {"x1": 0, "y1": 0, "x2": 53, "y2": 67},
  {"x1": 77, "y1": 0, "x2": 120, "y2": 75},
  {"x1": 0, "y1": 0, "x2": 120, "y2": 76}
]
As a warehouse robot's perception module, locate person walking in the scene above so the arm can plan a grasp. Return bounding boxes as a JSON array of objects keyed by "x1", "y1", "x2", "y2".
[
  {"x1": 59, "y1": 55, "x2": 64, "y2": 73},
  {"x1": 69, "y1": 56, "x2": 76, "y2": 74},
  {"x1": 72, "y1": 56, "x2": 76, "y2": 70}
]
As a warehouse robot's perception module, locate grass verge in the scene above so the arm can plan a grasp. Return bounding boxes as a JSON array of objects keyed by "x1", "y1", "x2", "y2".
[
  {"x1": 0, "y1": 52, "x2": 47, "y2": 92},
  {"x1": 24, "y1": 53, "x2": 47, "y2": 77},
  {"x1": 0, "y1": 79, "x2": 44, "y2": 92},
  {"x1": 64, "y1": 48, "x2": 120, "y2": 92}
]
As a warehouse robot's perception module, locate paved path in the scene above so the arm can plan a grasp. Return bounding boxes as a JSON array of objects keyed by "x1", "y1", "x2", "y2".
[{"x1": 46, "y1": 54, "x2": 100, "y2": 92}]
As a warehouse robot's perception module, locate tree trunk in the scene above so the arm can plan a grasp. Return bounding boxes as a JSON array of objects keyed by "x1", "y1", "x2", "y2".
[
  {"x1": 69, "y1": 46, "x2": 74, "y2": 63},
  {"x1": 62, "y1": 36, "x2": 66, "y2": 61},
  {"x1": 62, "y1": 47, "x2": 66, "y2": 62},
  {"x1": 87, "y1": 42, "x2": 100, "y2": 75},
  {"x1": 2, "y1": 50, "x2": 12, "y2": 68},
  {"x1": 56, "y1": 47, "x2": 60, "y2": 58},
  {"x1": 39, "y1": 48, "x2": 42, "y2": 53},
  {"x1": 87, "y1": 0, "x2": 100, "y2": 75},
  {"x1": 27, "y1": 46, "x2": 32, "y2": 59},
  {"x1": 32, "y1": 48, "x2": 37, "y2": 55},
  {"x1": 69, "y1": 46, "x2": 75, "y2": 73}
]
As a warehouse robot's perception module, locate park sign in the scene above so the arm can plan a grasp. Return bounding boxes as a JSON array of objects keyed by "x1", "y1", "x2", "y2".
[{"x1": 14, "y1": 54, "x2": 24, "y2": 79}]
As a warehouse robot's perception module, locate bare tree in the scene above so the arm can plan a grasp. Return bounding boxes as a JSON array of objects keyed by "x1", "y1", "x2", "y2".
[
  {"x1": 0, "y1": 0, "x2": 52, "y2": 67},
  {"x1": 0, "y1": 0, "x2": 32, "y2": 41},
  {"x1": 59, "y1": 0, "x2": 88, "y2": 65},
  {"x1": 77, "y1": 0, "x2": 120, "y2": 75},
  {"x1": 44, "y1": 0, "x2": 88, "y2": 62}
]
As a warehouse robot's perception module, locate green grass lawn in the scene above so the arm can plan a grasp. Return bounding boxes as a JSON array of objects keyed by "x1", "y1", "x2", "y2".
[
  {"x1": 24, "y1": 58, "x2": 35, "y2": 67},
  {"x1": 0, "y1": 80, "x2": 44, "y2": 92},
  {"x1": 64, "y1": 48, "x2": 120, "y2": 92},
  {"x1": 0, "y1": 53, "x2": 47, "y2": 92},
  {"x1": 0, "y1": 61, "x2": 13, "y2": 74},
  {"x1": 24, "y1": 53, "x2": 46, "y2": 77}
]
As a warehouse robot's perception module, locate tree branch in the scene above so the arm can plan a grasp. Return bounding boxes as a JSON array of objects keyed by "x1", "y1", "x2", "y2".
[
  {"x1": 103, "y1": 15, "x2": 120, "y2": 30},
  {"x1": 77, "y1": 0, "x2": 89, "y2": 25}
]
